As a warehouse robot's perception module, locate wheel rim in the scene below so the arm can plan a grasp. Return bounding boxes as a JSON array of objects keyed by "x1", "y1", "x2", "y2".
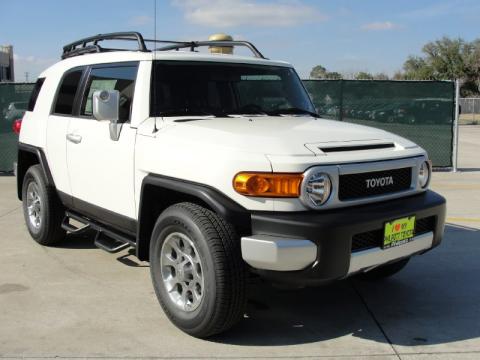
[
  {"x1": 160, "y1": 232, "x2": 204, "y2": 312},
  {"x1": 26, "y1": 181, "x2": 42, "y2": 230}
]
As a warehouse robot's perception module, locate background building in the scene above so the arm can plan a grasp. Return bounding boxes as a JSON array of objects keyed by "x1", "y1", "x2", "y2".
[{"x1": 0, "y1": 45, "x2": 14, "y2": 82}]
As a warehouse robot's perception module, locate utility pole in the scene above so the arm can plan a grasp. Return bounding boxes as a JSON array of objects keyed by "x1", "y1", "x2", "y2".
[{"x1": 24, "y1": 72, "x2": 29, "y2": 83}]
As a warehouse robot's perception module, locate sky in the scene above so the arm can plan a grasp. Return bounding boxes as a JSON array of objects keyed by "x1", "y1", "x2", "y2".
[{"x1": 2, "y1": 0, "x2": 480, "y2": 81}]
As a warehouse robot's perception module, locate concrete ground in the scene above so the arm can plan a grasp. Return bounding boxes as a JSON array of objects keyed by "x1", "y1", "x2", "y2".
[{"x1": 0, "y1": 126, "x2": 479, "y2": 359}]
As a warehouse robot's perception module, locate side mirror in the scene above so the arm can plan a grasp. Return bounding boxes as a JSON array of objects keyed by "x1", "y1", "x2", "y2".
[{"x1": 92, "y1": 90, "x2": 122, "y2": 141}]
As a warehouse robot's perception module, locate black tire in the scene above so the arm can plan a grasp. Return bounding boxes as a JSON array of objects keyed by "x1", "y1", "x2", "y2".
[
  {"x1": 149, "y1": 202, "x2": 247, "y2": 338},
  {"x1": 22, "y1": 164, "x2": 65, "y2": 245},
  {"x1": 357, "y1": 258, "x2": 410, "y2": 281}
]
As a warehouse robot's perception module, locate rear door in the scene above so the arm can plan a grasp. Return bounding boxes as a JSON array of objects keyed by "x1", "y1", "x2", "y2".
[{"x1": 66, "y1": 62, "x2": 139, "y2": 233}]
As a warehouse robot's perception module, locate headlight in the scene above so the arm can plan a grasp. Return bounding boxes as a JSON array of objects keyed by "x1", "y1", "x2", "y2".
[
  {"x1": 304, "y1": 172, "x2": 332, "y2": 206},
  {"x1": 418, "y1": 160, "x2": 431, "y2": 188}
]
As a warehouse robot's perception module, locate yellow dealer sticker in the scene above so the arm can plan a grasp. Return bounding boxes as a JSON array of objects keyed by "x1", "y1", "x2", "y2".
[{"x1": 383, "y1": 216, "x2": 416, "y2": 249}]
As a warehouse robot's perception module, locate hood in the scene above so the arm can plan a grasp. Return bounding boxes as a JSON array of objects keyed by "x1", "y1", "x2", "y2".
[{"x1": 160, "y1": 116, "x2": 418, "y2": 156}]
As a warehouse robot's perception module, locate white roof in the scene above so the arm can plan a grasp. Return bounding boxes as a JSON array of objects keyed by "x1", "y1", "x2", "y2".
[{"x1": 40, "y1": 50, "x2": 292, "y2": 78}]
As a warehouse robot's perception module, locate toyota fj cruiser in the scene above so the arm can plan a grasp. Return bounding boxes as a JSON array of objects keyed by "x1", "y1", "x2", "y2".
[{"x1": 16, "y1": 32, "x2": 446, "y2": 338}]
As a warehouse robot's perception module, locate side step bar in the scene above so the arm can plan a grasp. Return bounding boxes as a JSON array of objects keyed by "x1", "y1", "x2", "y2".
[
  {"x1": 61, "y1": 215, "x2": 91, "y2": 234},
  {"x1": 94, "y1": 232, "x2": 130, "y2": 253},
  {"x1": 63, "y1": 211, "x2": 135, "y2": 253}
]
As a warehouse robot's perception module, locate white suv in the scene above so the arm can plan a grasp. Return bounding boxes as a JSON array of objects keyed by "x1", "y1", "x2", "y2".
[{"x1": 16, "y1": 32, "x2": 446, "y2": 338}]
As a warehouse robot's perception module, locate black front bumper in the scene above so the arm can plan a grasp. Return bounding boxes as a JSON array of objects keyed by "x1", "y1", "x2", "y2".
[{"x1": 250, "y1": 190, "x2": 446, "y2": 286}]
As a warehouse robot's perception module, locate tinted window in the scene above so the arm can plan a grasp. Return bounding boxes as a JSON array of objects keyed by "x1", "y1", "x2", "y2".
[
  {"x1": 28, "y1": 78, "x2": 45, "y2": 111},
  {"x1": 150, "y1": 61, "x2": 316, "y2": 117},
  {"x1": 54, "y1": 69, "x2": 83, "y2": 115},
  {"x1": 81, "y1": 65, "x2": 138, "y2": 122}
]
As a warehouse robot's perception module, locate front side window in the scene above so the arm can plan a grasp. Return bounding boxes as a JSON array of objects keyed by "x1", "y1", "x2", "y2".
[
  {"x1": 81, "y1": 65, "x2": 138, "y2": 122},
  {"x1": 150, "y1": 61, "x2": 317, "y2": 117},
  {"x1": 53, "y1": 69, "x2": 83, "y2": 115}
]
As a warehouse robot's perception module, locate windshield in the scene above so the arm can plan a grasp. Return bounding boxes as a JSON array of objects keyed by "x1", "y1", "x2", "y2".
[{"x1": 150, "y1": 61, "x2": 317, "y2": 117}]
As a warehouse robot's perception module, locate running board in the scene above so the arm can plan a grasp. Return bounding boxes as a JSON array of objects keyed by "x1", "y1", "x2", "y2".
[
  {"x1": 63, "y1": 210, "x2": 135, "y2": 253},
  {"x1": 61, "y1": 215, "x2": 91, "y2": 234},
  {"x1": 94, "y1": 232, "x2": 130, "y2": 253}
]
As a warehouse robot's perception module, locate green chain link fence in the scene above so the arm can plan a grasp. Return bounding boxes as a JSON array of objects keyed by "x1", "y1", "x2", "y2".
[
  {"x1": 303, "y1": 80, "x2": 455, "y2": 168},
  {"x1": 0, "y1": 80, "x2": 455, "y2": 172},
  {"x1": 0, "y1": 83, "x2": 34, "y2": 172}
]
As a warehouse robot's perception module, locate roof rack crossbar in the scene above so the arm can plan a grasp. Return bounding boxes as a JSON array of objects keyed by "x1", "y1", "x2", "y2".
[{"x1": 155, "y1": 40, "x2": 266, "y2": 59}]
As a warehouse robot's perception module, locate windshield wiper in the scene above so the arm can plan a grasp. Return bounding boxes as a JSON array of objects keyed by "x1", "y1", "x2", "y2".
[
  {"x1": 228, "y1": 111, "x2": 268, "y2": 117},
  {"x1": 158, "y1": 109, "x2": 214, "y2": 117},
  {"x1": 229, "y1": 104, "x2": 269, "y2": 116},
  {"x1": 158, "y1": 109, "x2": 230, "y2": 118},
  {"x1": 268, "y1": 107, "x2": 319, "y2": 118}
]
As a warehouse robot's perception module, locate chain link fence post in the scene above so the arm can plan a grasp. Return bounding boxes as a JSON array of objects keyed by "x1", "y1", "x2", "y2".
[
  {"x1": 452, "y1": 79, "x2": 461, "y2": 172},
  {"x1": 473, "y1": 98, "x2": 476, "y2": 124}
]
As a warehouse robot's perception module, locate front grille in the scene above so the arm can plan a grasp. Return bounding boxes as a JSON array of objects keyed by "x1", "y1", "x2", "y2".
[
  {"x1": 339, "y1": 167, "x2": 412, "y2": 201},
  {"x1": 351, "y1": 216, "x2": 436, "y2": 253}
]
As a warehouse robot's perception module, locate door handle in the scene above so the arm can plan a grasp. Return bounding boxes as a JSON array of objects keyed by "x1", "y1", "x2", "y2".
[{"x1": 66, "y1": 133, "x2": 82, "y2": 144}]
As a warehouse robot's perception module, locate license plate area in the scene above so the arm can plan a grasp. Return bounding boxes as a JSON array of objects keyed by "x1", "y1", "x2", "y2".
[{"x1": 383, "y1": 216, "x2": 416, "y2": 249}]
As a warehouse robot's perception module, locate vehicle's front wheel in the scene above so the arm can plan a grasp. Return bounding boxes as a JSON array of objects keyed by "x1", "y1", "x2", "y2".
[
  {"x1": 149, "y1": 202, "x2": 247, "y2": 338},
  {"x1": 357, "y1": 258, "x2": 410, "y2": 280},
  {"x1": 21, "y1": 164, "x2": 65, "y2": 245}
]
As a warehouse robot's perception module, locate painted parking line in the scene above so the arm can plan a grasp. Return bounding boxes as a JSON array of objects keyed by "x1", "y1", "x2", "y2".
[
  {"x1": 432, "y1": 184, "x2": 480, "y2": 190},
  {"x1": 447, "y1": 217, "x2": 480, "y2": 223}
]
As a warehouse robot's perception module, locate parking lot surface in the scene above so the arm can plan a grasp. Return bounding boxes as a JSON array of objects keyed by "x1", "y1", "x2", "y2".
[{"x1": 0, "y1": 126, "x2": 479, "y2": 359}]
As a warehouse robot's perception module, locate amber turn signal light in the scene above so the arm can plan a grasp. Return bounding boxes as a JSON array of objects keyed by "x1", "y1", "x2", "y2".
[{"x1": 233, "y1": 172, "x2": 303, "y2": 197}]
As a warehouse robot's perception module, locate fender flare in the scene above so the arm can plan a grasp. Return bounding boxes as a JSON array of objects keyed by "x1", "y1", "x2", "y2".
[
  {"x1": 136, "y1": 174, "x2": 251, "y2": 261},
  {"x1": 17, "y1": 143, "x2": 55, "y2": 200}
]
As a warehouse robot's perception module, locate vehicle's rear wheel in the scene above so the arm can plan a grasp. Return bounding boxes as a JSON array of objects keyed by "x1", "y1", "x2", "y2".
[
  {"x1": 357, "y1": 258, "x2": 410, "y2": 280},
  {"x1": 22, "y1": 164, "x2": 65, "y2": 245},
  {"x1": 149, "y1": 202, "x2": 247, "y2": 338}
]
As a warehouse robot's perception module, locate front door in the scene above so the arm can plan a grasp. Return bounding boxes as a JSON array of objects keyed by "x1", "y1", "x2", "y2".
[{"x1": 66, "y1": 63, "x2": 139, "y2": 232}]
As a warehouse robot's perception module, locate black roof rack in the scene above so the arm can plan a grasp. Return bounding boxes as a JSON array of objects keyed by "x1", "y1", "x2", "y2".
[
  {"x1": 155, "y1": 40, "x2": 266, "y2": 59},
  {"x1": 61, "y1": 32, "x2": 266, "y2": 59}
]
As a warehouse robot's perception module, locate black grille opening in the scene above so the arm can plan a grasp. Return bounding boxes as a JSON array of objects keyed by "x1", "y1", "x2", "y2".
[
  {"x1": 339, "y1": 167, "x2": 412, "y2": 201},
  {"x1": 351, "y1": 216, "x2": 436, "y2": 253},
  {"x1": 415, "y1": 216, "x2": 436, "y2": 235},
  {"x1": 351, "y1": 229, "x2": 383, "y2": 252}
]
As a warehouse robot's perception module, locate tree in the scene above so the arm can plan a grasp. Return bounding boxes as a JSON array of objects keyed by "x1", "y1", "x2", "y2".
[
  {"x1": 373, "y1": 73, "x2": 389, "y2": 80},
  {"x1": 397, "y1": 36, "x2": 480, "y2": 95},
  {"x1": 309, "y1": 38, "x2": 480, "y2": 95},
  {"x1": 310, "y1": 65, "x2": 327, "y2": 79},
  {"x1": 464, "y1": 39, "x2": 480, "y2": 95},
  {"x1": 355, "y1": 71, "x2": 374, "y2": 80},
  {"x1": 402, "y1": 56, "x2": 434, "y2": 79},
  {"x1": 310, "y1": 65, "x2": 343, "y2": 80},
  {"x1": 325, "y1": 71, "x2": 343, "y2": 80}
]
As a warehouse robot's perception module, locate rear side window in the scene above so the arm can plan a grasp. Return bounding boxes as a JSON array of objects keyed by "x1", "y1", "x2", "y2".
[
  {"x1": 27, "y1": 78, "x2": 45, "y2": 111},
  {"x1": 81, "y1": 65, "x2": 138, "y2": 122},
  {"x1": 53, "y1": 69, "x2": 83, "y2": 115}
]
